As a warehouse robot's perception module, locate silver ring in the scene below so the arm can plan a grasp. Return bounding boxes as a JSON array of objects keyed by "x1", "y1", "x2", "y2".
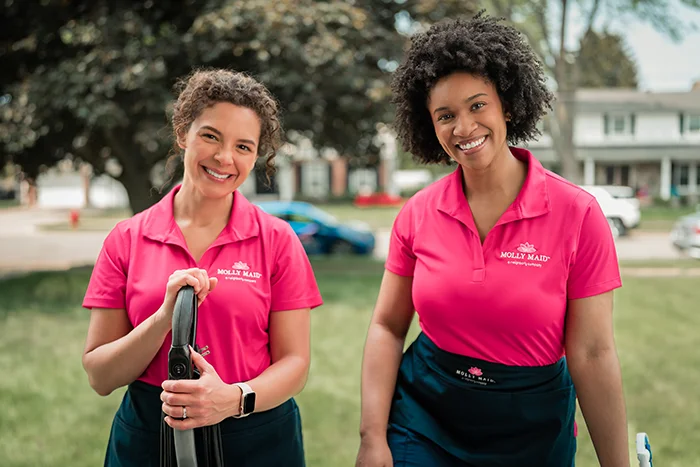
[{"x1": 182, "y1": 406, "x2": 187, "y2": 419}]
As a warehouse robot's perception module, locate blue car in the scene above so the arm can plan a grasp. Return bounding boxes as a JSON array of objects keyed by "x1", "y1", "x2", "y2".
[{"x1": 255, "y1": 201, "x2": 376, "y2": 255}]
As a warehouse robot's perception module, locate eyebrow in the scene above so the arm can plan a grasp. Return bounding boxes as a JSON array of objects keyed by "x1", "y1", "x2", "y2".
[
  {"x1": 200, "y1": 125, "x2": 257, "y2": 147},
  {"x1": 432, "y1": 93, "x2": 488, "y2": 115}
]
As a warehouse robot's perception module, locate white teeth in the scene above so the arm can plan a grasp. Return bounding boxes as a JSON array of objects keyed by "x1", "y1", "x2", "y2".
[
  {"x1": 458, "y1": 137, "x2": 486, "y2": 150},
  {"x1": 204, "y1": 167, "x2": 231, "y2": 180}
]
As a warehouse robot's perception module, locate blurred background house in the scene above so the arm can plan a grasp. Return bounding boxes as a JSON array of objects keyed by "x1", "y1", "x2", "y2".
[{"x1": 529, "y1": 85, "x2": 700, "y2": 205}]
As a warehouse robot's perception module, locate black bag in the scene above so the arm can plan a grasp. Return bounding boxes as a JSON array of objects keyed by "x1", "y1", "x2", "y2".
[{"x1": 160, "y1": 285, "x2": 224, "y2": 467}]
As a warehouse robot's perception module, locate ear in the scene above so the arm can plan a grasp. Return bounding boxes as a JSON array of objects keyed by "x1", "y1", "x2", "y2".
[{"x1": 176, "y1": 129, "x2": 187, "y2": 150}]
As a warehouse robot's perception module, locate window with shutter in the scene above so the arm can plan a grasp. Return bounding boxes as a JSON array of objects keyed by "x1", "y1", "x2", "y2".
[{"x1": 689, "y1": 115, "x2": 700, "y2": 133}]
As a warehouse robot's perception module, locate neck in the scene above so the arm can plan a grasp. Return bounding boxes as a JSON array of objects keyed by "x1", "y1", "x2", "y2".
[
  {"x1": 461, "y1": 146, "x2": 527, "y2": 202},
  {"x1": 173, "y1": 181, "x2": 233, "y2": 228}
]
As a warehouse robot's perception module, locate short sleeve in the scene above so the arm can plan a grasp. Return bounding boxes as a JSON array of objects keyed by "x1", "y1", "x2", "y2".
[
  {"x1": 567, "y1": 198, "x2": 622, "y2": 300},
  {"x1": 82, "y1": 223, "x2": 130, "y2": 310},
  {"x1": 270, "y1": 223, "x2": 323, "y2": 312},
  {"x1": 385, "y1": 201, "x2": 418, "y2": 277}
]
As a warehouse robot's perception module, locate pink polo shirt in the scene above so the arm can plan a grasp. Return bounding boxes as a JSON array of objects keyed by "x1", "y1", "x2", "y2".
[
  {"x1": 386, "y1": 147, "x2": 621, "y2": 367},
  {"x1": 83, "y1": 185, "x2": 323, "y2": 386}
]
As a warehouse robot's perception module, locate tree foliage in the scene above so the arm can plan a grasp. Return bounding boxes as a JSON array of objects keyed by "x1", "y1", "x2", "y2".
[
  {"x1": 577, "y1": 30, "x2": 638, "y2": 88},
  {"x1": 1, "y1": 0, "x2": 478, "y2": 212}
]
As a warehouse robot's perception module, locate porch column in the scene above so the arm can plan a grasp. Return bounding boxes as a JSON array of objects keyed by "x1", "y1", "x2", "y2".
[
  {"x1": 660, "y1": 156, "x2": 672, "y2": 201},
  {"x1": 377, "y1": 126, "x2": 399, "y2": 196},
  {"x1": 583, "y1": 157, "x2": 595, "y2": 185},
  {"x1": 688, "y1": 162, "x2": 698, "y2": 202},
  {"x1": 330, "y1": 157, "x2": 348, "y2": 197},
  {"x1": 277, "y1": 156, "x2": 294, "y2": 201}
]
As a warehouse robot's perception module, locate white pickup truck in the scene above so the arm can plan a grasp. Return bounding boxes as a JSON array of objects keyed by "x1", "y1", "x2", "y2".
[{"x1": 580, "y1": 185, "x2": 641, "y2": 238}]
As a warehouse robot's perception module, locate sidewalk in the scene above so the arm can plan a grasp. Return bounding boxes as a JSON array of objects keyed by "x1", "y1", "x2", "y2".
[{"x1": 0, "y1": 207, "x2": 109, "y2": 277}]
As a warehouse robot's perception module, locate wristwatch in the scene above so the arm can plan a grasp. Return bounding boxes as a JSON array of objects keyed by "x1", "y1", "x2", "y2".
[{"x1": 233, "y1": 382, "x2": 256, "y2": 418}]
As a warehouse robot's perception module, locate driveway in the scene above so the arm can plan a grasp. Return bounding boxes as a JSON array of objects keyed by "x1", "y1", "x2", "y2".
[{"x1": 614, "y1": 231, "x2": 684, "y2": 260}]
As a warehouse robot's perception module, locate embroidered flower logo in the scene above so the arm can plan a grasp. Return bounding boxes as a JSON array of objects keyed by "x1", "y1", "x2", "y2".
[
  {"x1": 516, "y1": 242, "x2": 537, "y2": 254},
  {"x1": 468, "y1": 367, "x2": 483, "y2": 377},
  {"x1": 232, "y1": 261, "x2": 250, "y2": 270}
]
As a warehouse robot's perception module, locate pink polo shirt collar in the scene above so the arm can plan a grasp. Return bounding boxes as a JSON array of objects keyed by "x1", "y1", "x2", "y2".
[
  {"x1": 437, "y1": 147, "x2": 551, "y2": 229},
  {"x1": 141, "y1": 185, "x2": 260, "y2": 249}
]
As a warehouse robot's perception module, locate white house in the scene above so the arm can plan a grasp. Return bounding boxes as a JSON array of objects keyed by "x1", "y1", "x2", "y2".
[
  {"x1": 527, "y1": 87, "x2": 700, "y2": 201},
  {"x1": 35, "y1": 170, "x2": 129, "y2": 209}
]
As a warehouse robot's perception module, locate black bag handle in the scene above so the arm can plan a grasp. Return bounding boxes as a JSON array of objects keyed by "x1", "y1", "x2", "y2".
[
  {"x1": 160, "y1": 286, "x2": 224, "y2": 467},
  {"x1": 169, "y1": 285, "x2": 198, "y2": 381}
]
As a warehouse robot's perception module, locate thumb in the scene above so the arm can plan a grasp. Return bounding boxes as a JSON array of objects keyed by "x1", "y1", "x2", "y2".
[
  {"x1": 190, "y1": 345, "x2": 214, "y2": 373},
  {"x1": 209, "y1": 277, "x2": 218, "y2": 291}
]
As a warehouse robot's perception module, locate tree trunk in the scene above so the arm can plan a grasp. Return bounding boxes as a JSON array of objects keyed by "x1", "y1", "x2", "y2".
[
  {"x1": 551, "y1": 0, "x2": 582, "y2": 184},
  {"x1": 119, "y1": 169, "x2": 162, "y2": 214},
  {"x1": 103, "y1": 127, "x2": 165, "y2": 214},
  {"x1": 552, "y1": 90, "x2": 581, "y2": 183},
  {"x1": 553, "y1": 53, "x2": 582, "y2": 184},
  {"x1": 80, "y1": 163, "x2": 92, "y2": 208}
]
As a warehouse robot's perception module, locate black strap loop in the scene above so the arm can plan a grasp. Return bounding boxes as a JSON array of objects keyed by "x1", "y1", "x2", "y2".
[{"x1": 160, "y1": 286, "x2": 224, "y2": 467}]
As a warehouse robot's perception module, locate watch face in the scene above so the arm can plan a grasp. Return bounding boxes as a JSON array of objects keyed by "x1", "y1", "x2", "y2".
[{"x1": 242, "y1": 392, "x2": 256, "y2": 414}]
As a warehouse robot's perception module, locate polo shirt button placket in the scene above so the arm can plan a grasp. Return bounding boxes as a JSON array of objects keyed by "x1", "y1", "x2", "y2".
[{"x1": 472, "y1": 233, "x2": 488, "y2": 283}]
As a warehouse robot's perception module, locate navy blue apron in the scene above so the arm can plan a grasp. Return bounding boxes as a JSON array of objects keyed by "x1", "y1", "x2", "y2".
[
  {"x1": 104, "y1": 380, "x2": 305, "y2": 467},
  {"x1": 388, "y1": 333, "x2": 577, "y2": 467}
]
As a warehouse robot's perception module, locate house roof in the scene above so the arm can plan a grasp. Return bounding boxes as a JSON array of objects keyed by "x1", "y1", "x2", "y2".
[{"x1": 571, "y1": 88, "x2": 700, "y2": 113}]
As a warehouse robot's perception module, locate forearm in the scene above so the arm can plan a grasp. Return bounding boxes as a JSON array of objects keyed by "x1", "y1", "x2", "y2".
[
  {"x1": 83, "y1": 307, "x2": 171, "y2": 396},
  {"x1": 358, "y1": 323, "x2": 406, "y2": 440},
  {"x1": 237, "y1": 355, "x2": 309, "y2": 414},
  {"x1": 569, "y1": 350, "x2": 629, "y2": 467}
]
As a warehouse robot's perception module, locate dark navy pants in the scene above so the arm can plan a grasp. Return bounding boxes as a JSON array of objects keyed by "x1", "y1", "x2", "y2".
[
  {"x1": 104, "y1": 380, "x2": 305, "y2": 467},
  {"x1": 388, "y1": 333, "x2": 577, "y2": 467}
]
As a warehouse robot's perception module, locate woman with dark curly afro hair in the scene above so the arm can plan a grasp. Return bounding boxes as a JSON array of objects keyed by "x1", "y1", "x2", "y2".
[
  {"x1": 356, "y1": 13, "x2": 629, "y2": 467},
  {"x1": 81, "y1": 69, "x2": 322, "y2": 466}
]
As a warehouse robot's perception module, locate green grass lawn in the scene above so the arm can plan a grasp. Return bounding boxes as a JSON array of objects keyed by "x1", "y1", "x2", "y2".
[
  {"x1": 37, "y1": 208, "x2": 131, "y2": 232},
  {"x1": 318, "y1": 203, "x2": 402, "y2": 231},
  {"x1": 1, "y1": 259, "x2": 699, "y2": 466},
  {"x1": 639, "y1": 205, "x2": 698, "y2": 232},
  {"x1": 0, "y1": 199, "x2": 20, "y2": 209},
  {"x1": 619, "y1": 258, "x2": 700, "y2": 269}
]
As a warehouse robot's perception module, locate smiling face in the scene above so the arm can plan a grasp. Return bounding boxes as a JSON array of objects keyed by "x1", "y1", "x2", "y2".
[
  {"x1": 428, "y1": 72, "x2": 510, "y2": 171},
  {"x1": 177, "y1": 102, "x2": 261, "y2": 199}
]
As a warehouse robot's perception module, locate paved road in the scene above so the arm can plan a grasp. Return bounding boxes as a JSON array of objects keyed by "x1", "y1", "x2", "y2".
[
  {"x1": 0, "y1": 208, "x2": 692, "y2": 278},
  {"x1": 0, "y1": 208, "x2": 108, "y2": 276}
]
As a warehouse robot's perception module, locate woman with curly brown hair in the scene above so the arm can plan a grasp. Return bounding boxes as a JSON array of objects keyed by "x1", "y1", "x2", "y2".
[
  {"x1": 356, "y1": 13, "x2": 629, "y2": 467},
  {"x1": 81, "y1": 68, "x2": 322, "y2": 466}
]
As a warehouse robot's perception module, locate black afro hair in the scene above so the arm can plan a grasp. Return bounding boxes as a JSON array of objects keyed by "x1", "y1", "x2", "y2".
[{"x1": 390, "y1": 11, "x2": 554, "y2": 164}]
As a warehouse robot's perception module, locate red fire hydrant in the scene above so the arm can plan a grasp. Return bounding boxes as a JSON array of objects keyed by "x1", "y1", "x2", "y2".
[{"x1": 69, "y1": 209, "x2": 80, "y2": 229}]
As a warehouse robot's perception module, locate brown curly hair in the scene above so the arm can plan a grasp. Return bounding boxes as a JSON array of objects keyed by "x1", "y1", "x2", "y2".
[{"x1": 168, "y1": 68, "x2": 283, "y2": 180}]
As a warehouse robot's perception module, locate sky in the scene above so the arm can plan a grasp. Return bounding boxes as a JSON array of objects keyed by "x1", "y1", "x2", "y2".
[
  {"x1": 623, "y1": 7, "x2": 700, "y2": 91},
  {"x1": 576, "y1": 3, "x2": 700, "y2": 92}
]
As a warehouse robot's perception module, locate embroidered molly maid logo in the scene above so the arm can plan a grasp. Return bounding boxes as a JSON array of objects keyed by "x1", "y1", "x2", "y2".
[
  {"x1": 455, "y1": 366, "x2": 496, "y2": 386},
  {"x1": 216, "y1": 261, "x2": 262, "y2": 283},
  {"x1": 516, "y1": 242, "x2": 537, "y2": 254},
  {"x1": 232, "y1": 261, "x2": 250, "y2": 271},
  {"x1": 499, "y1": 242, "x2": 550, "y2": 268}
]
